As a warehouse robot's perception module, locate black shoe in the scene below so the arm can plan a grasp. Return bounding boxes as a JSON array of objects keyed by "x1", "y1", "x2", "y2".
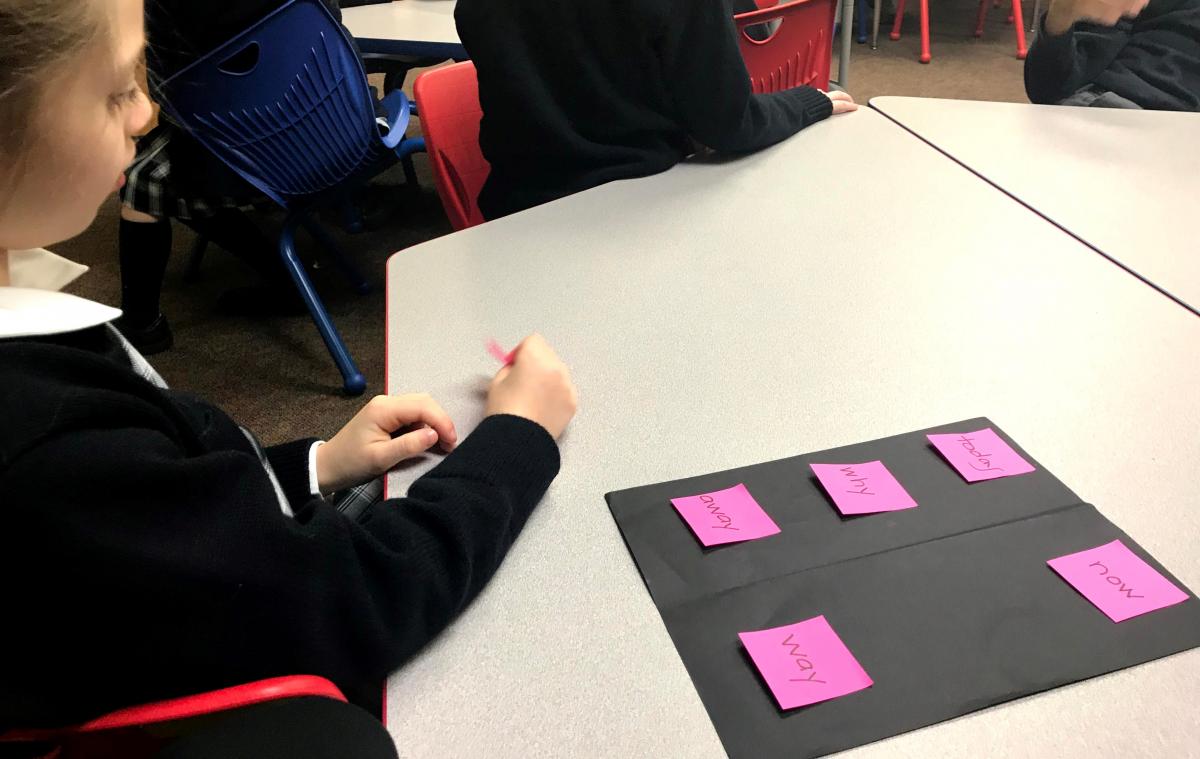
[
  {"x1": 217, "y1": 283, "x2": 309, "y2": 318},
  {"x1": 113, "y1": 313, "x2": 174, "y2": 356}
]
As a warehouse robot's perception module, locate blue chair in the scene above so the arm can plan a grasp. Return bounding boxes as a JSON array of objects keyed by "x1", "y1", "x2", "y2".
[{"x1": 156, "y1": 0, "x2": 425, "y2": 395}]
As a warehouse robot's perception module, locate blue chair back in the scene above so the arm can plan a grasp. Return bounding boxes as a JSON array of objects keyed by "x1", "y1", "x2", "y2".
[{"x1": 156, "y1": 0, "x2": 380, "y2": 207}]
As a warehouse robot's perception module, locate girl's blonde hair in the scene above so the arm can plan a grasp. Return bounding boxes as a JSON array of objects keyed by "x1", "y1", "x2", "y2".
[{"x1": 0, "y1": 1, "x2": 107, "y2": 175}]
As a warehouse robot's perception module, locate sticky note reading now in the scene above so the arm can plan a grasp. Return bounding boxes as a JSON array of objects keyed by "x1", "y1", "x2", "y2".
[
  {"x1": 669, "y1": 483, "x2": 780, "y2": 547},
  {"x1": 1048, "y1": 540, "x2": 1189, "y2": 623},
  {"x1": 809, "y1": 461, "x2": 917, "y2": 515},
  {"x1": 927, "y1": 427, "x2": 1035, "y2": 483},
  {"x1": 739, "y1": 615, "x2": 873, "y2": 710}
]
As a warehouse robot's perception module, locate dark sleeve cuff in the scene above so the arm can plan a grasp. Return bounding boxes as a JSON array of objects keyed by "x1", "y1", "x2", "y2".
[
  {"x1": 793, "y1": 86, "x2": 834, "y2": 124},
  {"x1": 408, "y1": 414, "x2": 561, "y2": 510},
  {"x1": 266, "y1": 437, "x2": 323, "y2": 507}
]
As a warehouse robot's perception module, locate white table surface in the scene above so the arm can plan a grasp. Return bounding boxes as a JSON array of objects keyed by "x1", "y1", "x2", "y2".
[
  {"x1": 871, "y1": 96, "x2": 1200, "y2": 316},
  {"x1": 383, "y1": 107, "x2": 1200, "y2": 758},
  {"x1": 343, "y1": 0, "x2": 461, "y2": 55}
]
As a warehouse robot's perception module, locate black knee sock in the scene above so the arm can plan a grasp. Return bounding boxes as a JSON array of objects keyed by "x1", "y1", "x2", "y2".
[
  {"x1": 118, "y1": 217, "x2": 173, "y2": 326},
  {"x1": 182, "y1": 209, "x2": 285, "y2": 282}
]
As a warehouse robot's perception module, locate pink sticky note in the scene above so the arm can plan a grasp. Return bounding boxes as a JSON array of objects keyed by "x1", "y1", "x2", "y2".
[
  {"x1": 739, "y1": 615, "x2": 873, "y2": 710},
  {"x1": 809, "y1": 461, "x2": 917, "y2": 515},
  {"x1": 1047, "y1": 540, "x2": 1190, "y2": 623},
  {"x1": 669, "y1": 483, "x2": 780, "y2": 547},
  {"x1": 486, "y1": 339, "x2": 515, "y2": 366},
  {"x1": 927, "y1": 428, "x2": 1035, "y2": 483}
]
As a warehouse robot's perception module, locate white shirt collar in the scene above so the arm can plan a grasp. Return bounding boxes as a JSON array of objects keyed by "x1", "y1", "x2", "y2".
[{"x1": 0, "y1": 248, "x2": 121, "y2": 339}]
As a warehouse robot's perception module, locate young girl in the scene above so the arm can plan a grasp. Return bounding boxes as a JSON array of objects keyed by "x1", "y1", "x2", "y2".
[{"x1": 0, "y1": 0, "x2": 578, "y2": 738}]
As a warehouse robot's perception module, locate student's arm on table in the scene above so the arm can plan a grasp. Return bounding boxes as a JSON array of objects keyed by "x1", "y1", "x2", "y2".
[{"x1": 658, "y1": 0, "x2": 852, "y2": 155}]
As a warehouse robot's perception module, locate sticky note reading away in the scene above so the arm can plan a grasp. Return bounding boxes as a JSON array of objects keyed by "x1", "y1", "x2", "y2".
[
  {"x1": 669, "y1": 483, "x2": 779, "y2": 547},
  {"x1": 739, "y1": 615, "x2": 873, "y2": 710},
  {"x1": 809, "y1": 461, "x2": 917, "y2": 515},
  {"x1": 1047, "y1": 540, "x2": 1189, "y2": 623},
  {"x1": 927, "y1": 427, "x2": 1034, "y2": 483}
]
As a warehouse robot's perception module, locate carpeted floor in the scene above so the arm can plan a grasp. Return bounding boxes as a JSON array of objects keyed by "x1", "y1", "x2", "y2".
[{"x1": 56, "y1": 0, "x2": 1035, "y2": 445}]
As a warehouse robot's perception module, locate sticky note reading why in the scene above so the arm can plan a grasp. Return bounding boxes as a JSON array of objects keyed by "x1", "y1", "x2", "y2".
[
  {"x1": 927, "y1": 428, "x2": 1035, "y2": 483},
  {"x1": 739, "y1": 615, "x2": 873, "y2": 710},
  {"x1": 809, "y1": 461, "x2": 917, "y2": 515},
  {"x1": 1047, "y1": 540, "x2": 1189, "y2": 623},
  {"x1": 669, "y1": 483, "x2": 780, "y2": 547}
]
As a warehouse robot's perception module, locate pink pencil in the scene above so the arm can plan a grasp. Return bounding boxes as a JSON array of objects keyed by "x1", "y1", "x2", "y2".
[{"x1": 486, "y1": 339, "x2": 516, "y2": 366}]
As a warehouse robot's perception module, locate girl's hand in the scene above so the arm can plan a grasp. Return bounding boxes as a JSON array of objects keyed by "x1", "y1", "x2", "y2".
[
  {"x1": 316, "y1": 393, "x2": 458, "y2": 493},
  {"x1": 485, "y1": 334, "x2": 578, "y2": 440},
  {"x1": 825, "y1": 90, "x2": 858, "y2": 115}
]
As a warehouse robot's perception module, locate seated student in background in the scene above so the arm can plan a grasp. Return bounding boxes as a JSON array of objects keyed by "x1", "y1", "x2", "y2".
[
  {"x1": 455, "y1": 0, "x2": 857, "y2": 221},
  {"x1": 0, "y1": 0, "x2": 577, "y2": 735},
  {"x1": 1024, "y1": 0, "x2": 1200, "y2": 109}
]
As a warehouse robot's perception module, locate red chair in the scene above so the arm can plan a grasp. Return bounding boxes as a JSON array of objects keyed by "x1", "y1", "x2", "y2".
[
  {"x1": 734, "y1": 0, "x2": 836, "y2": 93},
  {"x1": 890, "y1": 0, "x2": 1027, "y2": 63},
  {"x1": 0, "y1": 675, "x2": 346, "y2": 758},
  {"x1": 413, "y1": 61, "x2": 489, "y2": 231}
]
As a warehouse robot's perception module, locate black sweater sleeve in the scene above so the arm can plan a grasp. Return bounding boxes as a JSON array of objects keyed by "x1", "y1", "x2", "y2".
[
  {"x1": 659, "y1": 0, "x2": 833, "y2": 152},
  {"x1": 1024, "y1": 14, "x2": 1132, "y2": 103},
  {"x1": 2, "y1": 412, "x2": 558, "y2": 723}
]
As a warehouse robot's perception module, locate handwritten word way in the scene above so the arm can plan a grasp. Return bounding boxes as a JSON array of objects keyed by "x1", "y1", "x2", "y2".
[
  {"x1": 739, "y1": 615, "x2": 874, "y2": 710},
  {"x1": 781, "y1": 634, "x2": 826, "y2": 683}
]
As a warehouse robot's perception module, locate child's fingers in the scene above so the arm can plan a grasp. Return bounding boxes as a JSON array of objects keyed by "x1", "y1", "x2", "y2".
[
  {"x1": 367, "y1": 394, "x2": 458, "y2": 448},
  {"x1": 377, "y1": 427, "x2": 440, "y2": 468}
]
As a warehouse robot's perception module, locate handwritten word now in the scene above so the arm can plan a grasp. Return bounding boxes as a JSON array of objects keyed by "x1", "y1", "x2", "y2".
[{"x1": 1089, "y1": 560, "x2": 1145, "y2": 599}]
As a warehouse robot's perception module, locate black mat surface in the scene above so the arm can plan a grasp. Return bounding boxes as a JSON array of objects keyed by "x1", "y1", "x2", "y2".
[{"x1": 607, "y1": 418, "x2": 1200, "y2": 759}]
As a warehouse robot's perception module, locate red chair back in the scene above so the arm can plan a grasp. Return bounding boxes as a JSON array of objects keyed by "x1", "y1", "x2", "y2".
[
  {"x1": 0, "y1": 675, "x2": 346, "y2": 757},
  {"x1": 413, "y1": 61, "x2": 489, "y2": 231},
  {"x1": 734, "y1": 0, "x2": 835, "y2": 94}
]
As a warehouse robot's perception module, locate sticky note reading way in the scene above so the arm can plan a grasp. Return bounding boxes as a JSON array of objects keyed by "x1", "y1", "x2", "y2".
[
  {"x1": 1047, "y1": 540, "x2": 1189, "y2": 623},
  {"x1": 927, "y1": 427, "x2": 1035, "y2": 483},
  {"x1": 809, "y1": 461, "x2": 917, "y2": 515},
  {"x1": 739, "y1": 615, "x2": 873, "y2": 710},
  {"x1": 669, "y1": 483, "x2": 780, "y2": 547}
]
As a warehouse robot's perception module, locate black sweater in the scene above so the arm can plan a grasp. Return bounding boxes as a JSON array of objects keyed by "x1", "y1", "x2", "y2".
[
  {"x1": 1024, "y1": 0, "x2": 1200, "y2": 110},
  {"x1": 0, "y1": 327, "x2": 559, "y2": 729},
  {"x1": 455, "y1": 0, "x2": 834, "y2": 220}
]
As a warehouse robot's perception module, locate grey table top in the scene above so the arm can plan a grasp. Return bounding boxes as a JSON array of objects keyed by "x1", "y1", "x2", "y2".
[
  {"x1": 383, "y1": 107, "x2": 1200, "y2": 758},
  {"x1": 870, "y1": 96, "x2": 1200, "y2": 316},
  {"x1": 342, "y1": 0, "x2": 462, "y2": 56}
]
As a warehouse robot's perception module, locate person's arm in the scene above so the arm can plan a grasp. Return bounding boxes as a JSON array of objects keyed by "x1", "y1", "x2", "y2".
[
  {"x1": 1024, "y1": 0, "x2": 1144, "y2": 103},
  {"x1": 658, "y1": 0, "x2": 836, "y2": 153},
  {"x1": 4, "y1": 413, "x2": 558, "y2": 714}
]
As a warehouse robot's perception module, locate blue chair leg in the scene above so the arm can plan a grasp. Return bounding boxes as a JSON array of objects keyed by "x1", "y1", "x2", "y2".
[
  {"x1": 279, "y1": 212, "x2": 366, "y2": 396},
  {"x1": 857, "y1": 0, "x2": 869, "y2": 43},
  {"x1": 300, "y1": 217, "x2": 371, "y2": 295},
  {"x1": 401, "y1": 154, "x2": 418, "y2": 188}
]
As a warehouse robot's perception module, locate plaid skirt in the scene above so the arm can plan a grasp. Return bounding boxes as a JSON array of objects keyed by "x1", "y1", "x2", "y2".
[{"x1": 120, "y1": 122, "x2": 263, "y2": 221}]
